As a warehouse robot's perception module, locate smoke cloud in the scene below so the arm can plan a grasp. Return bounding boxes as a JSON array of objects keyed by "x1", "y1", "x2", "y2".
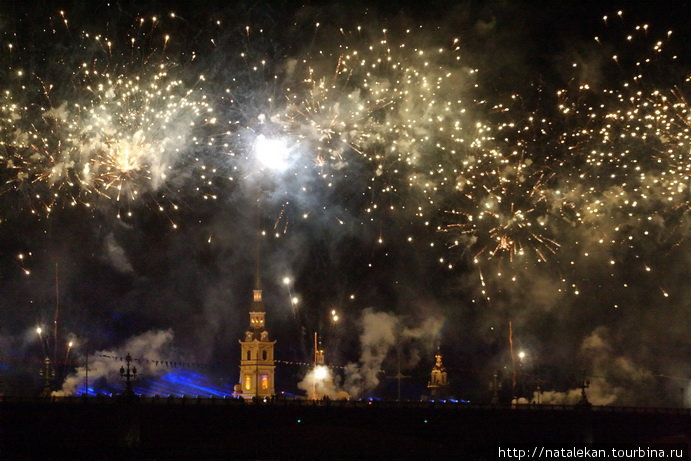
[
  {"x1": 54, "y1": 329, "x2": 175, "y2": 396},
  {"x1": 528, "y1": 328, "x2": 658, "y2": 406},
  {"x1": 104, "y1": 233, "x2": 133, "y2": 274},
  {"x1": 297, "y1": 365, "x2": 350, "y2": 399},
  {"x1": 341, "y1": 308, "x2": 443, "y2": 398}
]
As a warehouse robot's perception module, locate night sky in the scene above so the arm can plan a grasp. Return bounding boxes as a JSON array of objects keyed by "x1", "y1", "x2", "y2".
[{"x1": 1, "y1": 0, "x2": 691, "y2": 405}]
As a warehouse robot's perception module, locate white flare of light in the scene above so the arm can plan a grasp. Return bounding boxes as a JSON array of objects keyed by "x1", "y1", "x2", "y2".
[{"x1": 254, "y1": 134, "x2": 291, "y2": 172}]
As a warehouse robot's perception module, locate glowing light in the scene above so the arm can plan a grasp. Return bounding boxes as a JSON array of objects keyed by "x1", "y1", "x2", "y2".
[
  {"x1": 313, "y1": 365, "x2": 329, "y2": 380},
  {"x1": 254, "y1": 135, "x2": 291, "y2": 171}
]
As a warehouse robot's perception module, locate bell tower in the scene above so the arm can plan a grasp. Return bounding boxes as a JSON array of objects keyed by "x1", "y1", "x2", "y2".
[
  {"x1": 427, "y1": 350, "x2": 448, "y2": 398},
  {"x1": 238, "y1": 272, "x2": 276, "y2": 399}
]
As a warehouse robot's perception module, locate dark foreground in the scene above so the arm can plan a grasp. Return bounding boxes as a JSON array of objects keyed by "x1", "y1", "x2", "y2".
[{"x1": 1, "y1": 396, "x2": 689, "y2": 459}]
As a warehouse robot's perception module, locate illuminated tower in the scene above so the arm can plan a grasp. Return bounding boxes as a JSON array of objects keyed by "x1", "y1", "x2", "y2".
[
  {"x1": 314, "y1": 332, "x2": 325, "y2": 366},
  {"x1": 238, "y1": 275, "x2": 276, "y2": 399},
  {"x1": 427, "y1": 351, "x2": 448, "y2": 398}
]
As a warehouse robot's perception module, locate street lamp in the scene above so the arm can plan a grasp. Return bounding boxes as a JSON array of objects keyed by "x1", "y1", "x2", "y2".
[{"x1": 120, "y1": 353, "x2": 137, "y2": 399}]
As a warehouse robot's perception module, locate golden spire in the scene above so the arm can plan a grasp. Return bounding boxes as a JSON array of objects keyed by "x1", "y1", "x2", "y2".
[{"x1": 251, "y1": 200, "x2": 264, "y2": 312}]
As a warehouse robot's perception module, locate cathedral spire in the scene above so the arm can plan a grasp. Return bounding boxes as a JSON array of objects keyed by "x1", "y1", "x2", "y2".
[
  {"x1": 251, "y1": 202, "x2": 264, "y2": 313},
  {"x1": 234, "y1": 189, "x2": 275, "y2": 399},
  {"x1": 251, "y1": 254, "x2": 265, "y2": 315},
  {"x1": 237, "y1": 227, "x2": 276, "y2": 398},
  {"x1": 254, "y1": 224, "x2": 261, "y2": 291}
]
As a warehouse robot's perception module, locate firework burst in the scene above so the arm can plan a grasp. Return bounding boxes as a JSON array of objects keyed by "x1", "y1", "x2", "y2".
[{"x1": 0, "y1": 14, "x2": 214, "y2": 220}]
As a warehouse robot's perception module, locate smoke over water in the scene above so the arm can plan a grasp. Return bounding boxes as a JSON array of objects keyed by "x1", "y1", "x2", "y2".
[
  {"x1": 54, "y1": 330, "x2": 175, "y2": 396},
  {"x1": 298, "y1": 366, "x2": 349, "y2": 400},
  {"x1": 526, "y1": 328, "x2": 655, "y2": 406},
  {"x1": 338, "y1": 309, "x2": 442, "y2": 398},
  {"x1": 296, "y1": 309, "x2": 441, "y2": 399}
]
